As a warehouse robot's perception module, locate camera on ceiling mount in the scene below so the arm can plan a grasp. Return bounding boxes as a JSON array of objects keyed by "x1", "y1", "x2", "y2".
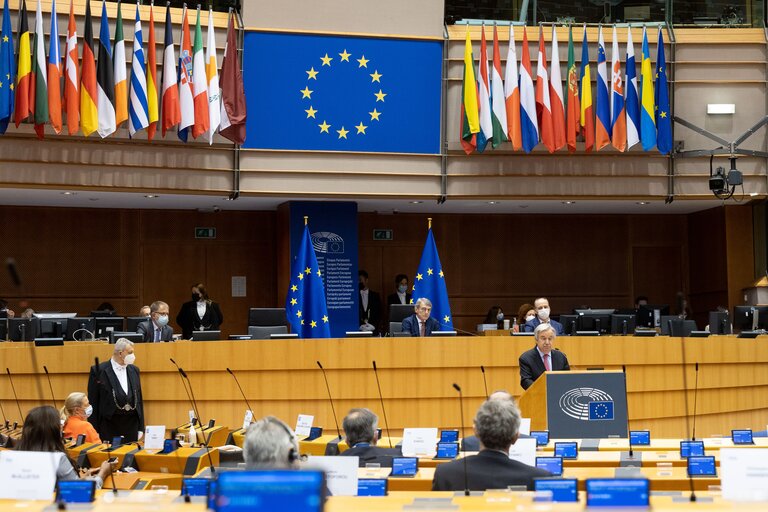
[{"x1": 709, "y1": 157, "x2": 743, "y2": 200}]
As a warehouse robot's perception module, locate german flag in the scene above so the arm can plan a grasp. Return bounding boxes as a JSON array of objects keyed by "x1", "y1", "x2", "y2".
[
  {"x1": 80, "y1": 0, "x2": 98, "y2": 136},
  {"x1": 14, "y1": 0, "x2": 30, "y2": 127}
]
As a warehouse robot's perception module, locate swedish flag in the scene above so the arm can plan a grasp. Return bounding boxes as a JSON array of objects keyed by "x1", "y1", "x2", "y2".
[
  {"x1": 285, "y1": 223, "x2": 331, "y2": 339},
  {"x1": 412, "y1": 226, "x2": 453, "y2": 330}
]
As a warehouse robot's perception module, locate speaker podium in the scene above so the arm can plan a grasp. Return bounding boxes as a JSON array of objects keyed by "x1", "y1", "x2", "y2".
[{"x1": 519, "y1": 370, "x2": 628, "y2": 439}]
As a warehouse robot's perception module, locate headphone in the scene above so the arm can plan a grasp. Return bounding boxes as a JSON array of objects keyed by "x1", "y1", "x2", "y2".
[{"x1": 267, "y1": 417, "x2": 301, "y2": 464}]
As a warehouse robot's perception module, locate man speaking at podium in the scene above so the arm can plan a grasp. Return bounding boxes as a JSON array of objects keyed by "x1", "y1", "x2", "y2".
[{"x1": 519, "y1": 323, "x2": 570, "y2": 390}]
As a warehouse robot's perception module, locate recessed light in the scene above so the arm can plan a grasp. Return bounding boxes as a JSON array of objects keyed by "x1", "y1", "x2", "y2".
[
  {"x1": 61, "y1": 191, "x2": 76, "y2": 196},
  {"x1": 636, "y1": 201, "x2": 649, "y2": 205},
  {"x1": 750, "y1": 192, "x2": 758, "y2": 197},
  {"x1": 144, "y1": 194, "x2": 159, "y2": 199},
  {"x1": 562, "y1": 201, "x2": 575, "y2": 205},
  {"x1": 410, "y1": 201, "x2": 423, "y2": 204},
  {"x1": 487, "y1": 201, "x2": 499, "y2": 205}
]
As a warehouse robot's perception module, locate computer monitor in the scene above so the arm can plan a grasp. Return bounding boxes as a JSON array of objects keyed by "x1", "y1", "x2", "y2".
[
  {"x1": 90, "y1": 310, "x2": 116, "y2": 317},
  {"x1": 108, "y1": 332, "x2": 144, "y2": 344},
  {"x1": 636, "y1": 304, "x2": 670, "y2": 328},
  {"x1": 125, "y1": 316, "x2": 148, "y2": 333},
  {"x1": 92, "y1": 317, "x2": 125, "y2": 338},
  {"x1": 248, "y1": 308, "x2": 288, "y2": 327},
  {"x1": 191, "y1": 330, "x2": 222, "y2": 341},
  {"x1": 574, "y1": 309, "x2": 616, "y2": 315},
  {"x1": 708, "y1": 311, "x2": 731, "y2": 335},
  {"x1": 389, "y1": 304, "x2": 414, "y2": 323},
  {"x1": 8, "y1": 318, "x2": 39, "y2": 341},
  {"x1": 733, "y1": 306, "x2": 768, "y2": 332},
  {"x1": 65, "y1": 317, "x2": 95, "y2": 341},
  {"x1": 576, "y1": 313, "x2": 612, "y2": 334},
  {"x1": 38, "y1": 317, "x2": 76, "y2": 338},
  {"x1": 559, "y1": 315, "x2": 578, "y2": 335},
  {"x1": 610, "y1": 314, "x2": 636, "y2": 335},
  {"x1": 34, "y1": 338, "x2": 65, "y2": 347}
]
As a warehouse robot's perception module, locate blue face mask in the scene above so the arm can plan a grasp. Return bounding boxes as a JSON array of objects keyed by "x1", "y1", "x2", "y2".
[
  {"x1": 156, "y1": 314, "x2": 169, "y2": 327},
  {"x1": 398, "y1": 285, "x2": 407, "y2": 294}
]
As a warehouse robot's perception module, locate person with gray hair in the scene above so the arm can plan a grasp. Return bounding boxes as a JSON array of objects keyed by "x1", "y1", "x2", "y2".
[
  {"x1": 519, "y1": 323, "x2": 570, "y2": 390},
  {"x1": 136, "y1": 301, "x2": 174, "y2": 342},
  {"x1": 432, "y1": 395, "x2": 551, "y2": 491},
  {"x1": 401, "y1": 297, "x2": 440, "y2": 337},
  {"x1": 87, "y1": 338, "x2": 145, "y2": 442},
  {"x1": 243, "y1": 416, "x2": 300, "y2": 469},
  {"x1": 339, "y1": 408, "x2": 401, "y2": 467}
]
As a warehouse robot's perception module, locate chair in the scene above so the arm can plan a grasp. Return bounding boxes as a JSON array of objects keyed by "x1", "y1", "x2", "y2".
[
  {"x1": 389, "y1": 304, "x2": 414, "y2": 324},
  {"x1": 248, "y1": 308, "x2": 288, "y2": 327},
  {"x1": 248, "y1": 325, "x2": 288, "y2": 340},
  {"x1": 389, "y1": 322, "x2": 403, "y2": 334}
]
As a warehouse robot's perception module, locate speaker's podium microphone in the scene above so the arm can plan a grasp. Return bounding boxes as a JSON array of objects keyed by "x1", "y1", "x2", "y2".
[
  {"x1": 226, "y1": 367, "x2": 256, "y2": 434},
  {"x1": 371, "y1": 361, "x2": 393, "y2": 448},
  {"x1": 452, "y1": 383, "x2": 470, "y2": 496},
  {"x1": 316, "y1": 361, "x2": 342, "y2": 440}
]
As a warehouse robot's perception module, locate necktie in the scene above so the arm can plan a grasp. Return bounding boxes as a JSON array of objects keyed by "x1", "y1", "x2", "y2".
[
  {"x1": 155, "y1": 328, "x2": 161, "y2": 342},
  {"x1": 543, "y1": 353, "x2": 551, "y2": 371},
  {"x1": 420, "y1": 321, "x2": 426, "y2": 337}
]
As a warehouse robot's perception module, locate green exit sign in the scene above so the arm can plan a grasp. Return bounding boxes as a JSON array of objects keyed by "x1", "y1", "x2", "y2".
[
  {"x1": 373, "y1": 229, "x2": 393, "y2": 241},
  {"x1": 195, "y1": 227, "x2": 217, "y2": 239}
]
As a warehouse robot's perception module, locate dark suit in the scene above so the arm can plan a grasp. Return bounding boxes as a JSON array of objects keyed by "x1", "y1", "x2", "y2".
[
  {"x1": 340, "y1": 444, "x2": 402, "y2": 467},
  {"x1": 386, "y1": 292, "x2": 412, "y2": 306},
  {"x1": 401, "y1": 314, "x2": 441, "y2": 337},
  {"x1": 523, "y1": 317, "x2": 564, "y2": 335},
  {"x1": 358, "y1": 290, "x2": 382, "y2": 334},
  {"x1": 432, "y1": 449, "x2": 552, "y2": 491},
  {"x1": 519, "y1": 346, "x2": 570, "y2": 390},
  {"x1": 87, "y1": 360, "x2": 144, "y2": 442},
  {"x1": 136, "y1": 319, "x2": 174, "y2": 342},
  {"x1": 175, "y1": 301, "x2": 224, "y2": 339}
]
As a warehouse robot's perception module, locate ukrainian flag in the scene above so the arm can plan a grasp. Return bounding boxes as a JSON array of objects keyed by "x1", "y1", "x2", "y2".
[{"x1": 640, "y1": 26, "x2": 655, "y2": 151}]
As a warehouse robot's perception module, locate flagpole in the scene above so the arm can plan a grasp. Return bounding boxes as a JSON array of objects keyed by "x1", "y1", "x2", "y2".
[
  {"x1": 304, "y1": 216, "x2": 308, "y2": 226},
  {"x1": 428, "y1": 217, "x2": 432, "y2": 229}
]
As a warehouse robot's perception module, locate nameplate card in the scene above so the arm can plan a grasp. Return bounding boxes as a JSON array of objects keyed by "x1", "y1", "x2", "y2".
[
  {"x1": 295, "y1": 414, "x2": 314, "y2": 436},
  {"x1": 519, "y1": 418, "x2": 531, "y2": 436},
  {"x1": 242, "y1": 410, "x2": 253, "y2": 430},
  {"x1": 144, "y1": 425, "x2": 166, "y2": 450},
  {"x1": 0, "y1": 451, "x2": 60, "y2": 500},
  {"x1": 509, "y1": 438, "x2": 537, "y2": 467},
  {"x1": 304, "y1": 455, "x2": 359, "y2": 496},
  {"x1": 402, "y1": 428, "x2": 438, "y2": 457},
  {"x1": 721, "y1": 448, "x2": 768, "y2": 501}
]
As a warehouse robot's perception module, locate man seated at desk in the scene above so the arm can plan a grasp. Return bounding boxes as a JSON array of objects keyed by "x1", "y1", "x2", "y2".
[
  {"x1": 339, "y1": 408, "x2": 401, "y2": 467},
  {"x1": 402, "y1": 298, "x2": 440, "y2": 337},
  {"x1": 523, "y1": 297, "x2": 564, "y2": 335},
  {"x1": 432, "y1": 395, "x2": 551, "y2": 491},
  {"x1": 244, "y1": 416, "x2": 301, "y2": 469},
  {"x1": 519, "y1": 323, "x2": 571, "y2": 390},
  {"x1": 137, "y1": 301, "x2": 174, "y2": 342}
]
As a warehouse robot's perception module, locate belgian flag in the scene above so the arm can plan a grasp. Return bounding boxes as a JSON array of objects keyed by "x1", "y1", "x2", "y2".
[{"x1": 13, "y1": 0, "x2": 30, "y2": 127}]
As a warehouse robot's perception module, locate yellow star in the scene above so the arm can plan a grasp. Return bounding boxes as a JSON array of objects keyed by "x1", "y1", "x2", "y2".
[
  {"x1": 291, "y1": 285, "x2": 298, "y2": 292},
  {"x1": 427, "y1": 268, "x2": 433, "y2": 275},
  {"x1": 318, "y1": 120, "x2": 331, "y2": 133},
  {"x1": 310, "y1": 320, "x2": 317, "y2": 328},
  {"x1": 339, "y1": 49, "x2": 351, "y2": 62},
  {"x1": 300, "y1": 86, "x2": 313, "y2": 99},
  {"x1": 317, "y1": 269, "x2": 322, "y2": 277},
  {"x1": 660, "y1": 111, "x2": 667, "y2": 118},
  {"x1": 290, "y1": 298, "x2": 297, "y2": 305},
  {"x1": 409, "y1": 298, "x2": 414, "y2": 304},
  {"x1": 337, "y1": 126, "x2": 349, "y2": 139},
  {"x1": 305, "y1": 106, "x2": 317, "y2": 119},
  {"x1": 416, "y1": 273, "x2": 423, "y2": 281},
  {"x1": 322, "y1": 315, "x2": 329, "y2": 323},
  {"x1": 375, "y1": 89, "x2": 387, "y2": 102},
  {"x1": 2, "y1": 35, "x2": 7, "y2": 42},
  {"x1": 320, "y1": 53, "x2": 333, "y2": 66},
  {"x1": 369, "y1": 108, "x2": 381, "y2": 121},
  {"x1": 439, "y1": 270, "x2": 444, "y2": 278},
  {"x1": 8, "y1": 83, "x2": 12, "y2": 91},
  {"x1": 370, "y1": 70, "x2": 382, "y2": 82},
  {"x1": 305, "y1": 267, "x2": 312, "y2": 274},
  {"x1": 298, "y1": 273, "x2": 304, "y2": 280},
  {"x1": 296, "y1": 310, "x2": 302, "y2": 318},
  {"x1": 355, "y1": 122, "x2": 367, "y2": 135},
  {"x1": 0, "y1": 82, "x2": 2, "y2": 88},
  {"x1": 306, "y1": 67, "x2": 319, "y2": 80},
  {"x1": 301, "y1": 319, "x2": 304, "y2": 325},
  {"x1": 357, "y1": 55, "x2": 369, "y2": 68},
  {"x1": 444, "y1": 315, "x2": 450, "y2": 323}
]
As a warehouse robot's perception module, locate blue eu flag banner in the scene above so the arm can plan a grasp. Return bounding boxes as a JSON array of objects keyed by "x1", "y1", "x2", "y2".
[
  {"x1": 412, "y1": 227, "x2": 453, "y2": 330},
  {"x1": 654, "y1": 28, "x2": 672, "y2": 155},
  {"x1": 588, "y1": 401, "x2": 615, "y2": 421},
  {"x1": 242, "y1": 31, "x2": 442, "y2": 154},
  {"x1": 285, "y1": 224, "x2": 331, "y2": 339},
  {"x1": 0, "y1": 0, "x2": 15, "y2": 134}
]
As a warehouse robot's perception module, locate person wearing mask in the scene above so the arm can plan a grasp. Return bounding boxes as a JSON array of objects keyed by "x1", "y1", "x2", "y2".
[
  {"x1": 484, "y1": 306, "x2": 505, "y2": 329},
  {"x1": 358, "y1": 270, "x2": 382, "y2": 334},
  {"x1": 17, "y1": 405, "x2": 116, "y2": 488},
  {"x1": 516, "y1": 303, "x2": 536, "y2": 331},
  {"x1": 519, "y1": 324, "x2": 571, "y2": 390},
  {"x1": 176, "y1": 283, "x2": 224, "y2": 339},
  {"x1": 87, "y1": 339, "x2": 145, "y2": 442},
  {"x1": 61, "y1": 392, "x2": 100, "y2": 443},
  {"x1": 386, "y1": 274, "x2": 412, "y2": 306},
  {"x1": 339, "y1": 408, "x2": 401, "y2": 467},
  {"x1": 137, "y1": 301, "x2": 174, "y2": 342},
  {"x1": 401, "y1": 298, "x2": 441, "y2": 337},
  {"x1": 243, "y1": 416, "x2": 301, "y2": 469},
  {"x1": 139, "y1": 305, "x2": 151, "y2": 317},
  {"x1": 523, "y1": 297, "x2": 564, "y2": 335}
]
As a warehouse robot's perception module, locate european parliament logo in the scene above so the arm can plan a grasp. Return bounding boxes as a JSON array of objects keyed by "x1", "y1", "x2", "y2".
[
  {"x1": 559, "y1": 387, "x2": 615, "y2": 421},
  {"x1": 588, "y1": 401, "x2": 615, "y2": 421},
  {"x1": 242, "y1": 32, "x2": 442, "y2": 154}
]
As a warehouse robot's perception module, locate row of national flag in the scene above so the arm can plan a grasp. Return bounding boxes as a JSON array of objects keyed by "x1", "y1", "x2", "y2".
[
  {"x1": 461, "y1": 24, "x2": 671, "y2": 155},
  {"x1": 0, "y1": 0, "x2": 246, "y2": 143}
]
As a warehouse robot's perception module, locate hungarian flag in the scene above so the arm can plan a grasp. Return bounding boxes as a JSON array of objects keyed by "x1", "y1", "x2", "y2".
[
  {"x1": 503, "y1": 25, "x2": 521, "y2": 151},
  {"x1": 459, "y1": 27, "x2": 478, "y2": 154},
  {"x1": 113, "y1": 1, "x2": 128, "y2": 129},
  {"x1": 565, "y1": 26, "x2": 579, "y2": 152},
  {"x1": 205, "y1": 7, "x2": 220, "y2": 144},
  {"x1": 549, "y1": 26, "x2": 565, "y2": 152},
  {"x1": 595, "y1": 26, "x2": 611, "y2": 150},
  {"x1": 128, "y1": 3, "x2": 148, "y2": 136},
  {"x1": 519, "y1": 28, "x2": 538, "y2": 153},
  {"x1": 610, "y1": 25, "x2": 627, "y2": 152},
  {"x1": 489, "y1": 24, "x2": 507, "y2": 148},
  {"x1": 191, "y1": 7, "x2": 209, "y2": 139},
  {"x1": 535, "y1": 25, "x2": 554, "y2": 153},
  {"x1": 30, "y1": 0, "x2": 48, "y2": 139},
  {"x1": 96, "y1": 0, "x2": 116, "y2": 138},
  {"x1": 64, "y1": 0, "x2": 79, "y2": 135},
  {"x1": 14, "y1": 0, "x2": 31, "y2": 128},
  {"x1": 625, "y1": 27, "x2": 640, "y2": 150},
  {"x1": 80, "y1": 0, "x2": 97, "y2": 136},
  {"x1": 475, "y1": 25, "x2": 492, "y2": 152},
  {"x1": 579, "y1": 25, "x2": 594, "y2": 152},
  {"x1": 177, "y1": 5, "x2": 194, "y2": 142},
  {"x1": 160, "y1": 3, "x2": 180, "y2": 136},
  {"x1": 146, "y1": 3, "x2": 159, "y2": 139},
  {"x1": 47, "y1": 0, "x2": 62, "y2": 135},
  {"x1": 218, "y1": 11, "x2": 246, "y2": 144}
]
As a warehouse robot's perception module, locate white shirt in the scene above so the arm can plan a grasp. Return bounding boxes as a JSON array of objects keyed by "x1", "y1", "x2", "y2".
[
  {"x1": 111, "y1": 357, "x2": 129, "y2": 394},
  {"x1": 360, "y1": 289, "x2": 369, "y2": 311},
  {"x1": 397, "y1": 291, "x2": 406, "y2": 304},
  {"x1": 196, "y1": 300, "x2": 207, "y2": 320}
]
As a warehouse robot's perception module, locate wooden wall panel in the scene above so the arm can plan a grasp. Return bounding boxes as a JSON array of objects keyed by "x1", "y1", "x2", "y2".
[{"x1": 688, "y1": 207, "x2": 729, "y2": 327}]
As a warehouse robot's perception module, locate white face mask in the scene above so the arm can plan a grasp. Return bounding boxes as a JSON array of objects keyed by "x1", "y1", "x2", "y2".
[
  {"x1": 84, "y1": 405, "x2": 93, "y2": 418},
  {"x1": 124, "y1": 353, "x2": 136, "y2": 365},
  {"x1": 496, "y1": 312, "x2": 504, "y2": 321},
  {"x1": 538, "y1": 308, "x2": 551, "y2": 321},
  {"x1": 525, "y1": 315, "x2": 536, "y2": 323}
]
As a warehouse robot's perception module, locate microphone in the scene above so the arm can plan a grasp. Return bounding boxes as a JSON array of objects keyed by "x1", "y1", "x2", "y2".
[
  {"x1": 622, "y1": 365, "x2": 634, "y2": 459},
  {"x1": 173, "y1": 361, "x2": 216, "y2": 476},
  {"x1": 480, "y1": 366, "x2": 489, "y2": 399},
  {"x1": 692, "y1": 362, "x2": 699, "y2": 441},
  {"x1": 371, "y1": 361, "x2": 393, "y2": 448},
  {"x1": 5, "y1": 257, "x2": 21, "y2": 287},
  {"x1": 679, "y1": 334, "x2": 697, "y2": 502},
  {"x1": 225, "y1": 368, "x2": 255, "y2": 427},
  {"x1": 43, "y1": 366, "x2": 57, "y2": 409},
  {"x1": 452, "y1": 383, "x2": 470, "y2": 496},
  {"x1": 316, "y1": 361, "x2": 342, "y2": 440},
  {"x1": 169, "y1": 359, "x2": 196, "y2": 428},
  {"x1": 6, "y1": 368, "x2": 24, "y2": 423}
]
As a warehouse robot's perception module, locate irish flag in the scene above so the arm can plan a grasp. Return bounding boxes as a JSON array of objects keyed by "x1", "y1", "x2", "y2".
[{"x1": 191, "y1": 7, "x2": 209, "y2": 139}]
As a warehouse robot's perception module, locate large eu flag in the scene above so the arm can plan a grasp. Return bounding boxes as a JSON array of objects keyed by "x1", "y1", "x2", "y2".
[
  {"x1": 0, "y1": 0, "x2": 15, "y2": 134},
  {"x1": 285, "y1": 224, "x2": 331, "y2": 339},
  {"x1": 411, "y1": 228, "x2": 453, "y2": 330},
  {"x1": 654, "y1": 28, "x2": 672, "y2": 155},
  {"x1": 242, "y1": 31, "x2": 442, "y2": 154}
]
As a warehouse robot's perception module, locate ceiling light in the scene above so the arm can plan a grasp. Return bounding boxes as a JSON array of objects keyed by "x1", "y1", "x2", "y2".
[
  {"x1": 61, "y1": 191, "x2": 76, "y2": 196},
  {"x1": 636, "y1": 201, "x2": 649, "y2": 205},
  {"x1": 144, "y1": 194, "x2": 159, "y2": 199},
  {"x1": 410, "y1": 201, "x2": 423, "y2": 204},
  {"x1": 487, "y1": 201, "x2": 499, "y2": 205},
  {"x1": 707, "y1": 103, "x2": 735, "y2": 115},
  {"x1": 562, "y1": 201, "x2": 575, "y2": 205}
]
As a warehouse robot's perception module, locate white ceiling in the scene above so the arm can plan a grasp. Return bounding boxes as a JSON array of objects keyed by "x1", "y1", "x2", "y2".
[{"x1": 0, "y1": 187, "x2": 738, "y2": 214}]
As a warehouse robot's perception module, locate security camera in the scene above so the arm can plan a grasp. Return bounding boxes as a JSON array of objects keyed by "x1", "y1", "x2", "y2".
[{"x1": 709, "y1": 167, "x2": 727, "y2": 192}]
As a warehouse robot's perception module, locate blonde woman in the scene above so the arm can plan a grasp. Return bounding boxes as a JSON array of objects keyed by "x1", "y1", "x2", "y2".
[{"x1": 60, "y1": 392, "x2": 100, "y2": 443}]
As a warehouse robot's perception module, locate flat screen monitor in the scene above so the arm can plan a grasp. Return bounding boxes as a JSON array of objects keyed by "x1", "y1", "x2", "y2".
[
  {"x1": 687, "y1": 455, "x2": 716, "y2": 476},
  {"x1": 34, "y1": 338, "x2": 64, "y2": 347},
  {"x1": 93, "y1": 317, "x2": 125, "y2": 338},
  {"x1": 585, "y1": 478, "x2": 649, "y2": 507},
  {"x1": 90, "y1": 310, "x2": 116, "y2": 317},
  {"x1": 530, "y1": 430, "x2": 550, "y2": 446},
  {"x1": 535, "y1": 456, "x2": 563, "y2": 476},
  {"x1": 576, "y1": 313, "x2": 611, "y2": 334},
  {"x1": 391, "y1": 457, "x2": 418, "y2": 477},
  {"x1": 732, "y1": 429, "x2": 754, "y2": 444},
  {"x1": 629, "y1": 430, "x2": 651, "y2": 446},
  {"x1": 435, "y1": 442, "x2": 459, "y2": 459},
  {"x1": 38, "y1": 316, "x2": 76, "y2": 338},
  {"x1": 65, "y1": 317, "x2": 94, "y2": 341},
  {"x1": 733, "y1": 305, "x2": 768, "y2": 332},
  {"x1": 574, "y1": 309, "x2": 616, "y2": 315},
  {"x1": 429, "y1": 330, "x2": 457, "y2": 336},
  {"x1": 181, "y1": 478, "x2": 210, "y2": 497},
  {"x1": 559, "y1": 315, "x2": 578, "y2": 335},
  {"x1": 213, "y1": 470, "x2": 325, "y2": 512},
  {"x1": 56, "y1": 480, "x2": 96, "y2": 503},
  {"x1": 126, "y1": 316, "x2": 149, "y2": 333},
  {"x1": 8, "y1": 318, "x2": 39, "y2": 341},
  {"x1": 610, "y1": 314, "x2": 636, "y2": 335},
  {"x1": 439, "y1": 430, "x2": 459, "y2": 443},
  {"x1": 248, "y1": 308, "x2": 288, "y2": 327},
  {"x1": 109, "y1": 332, "x2": 144, "y2": 344},
  {"x1": 554, "y1": 442, "x2": 578, "y2": 459},
  {"x1": 636, "y1": 305, "x2": 670, "y2": 328},
  {"x1": 709, "y1": 311, "x2": 731, "y2": 335},
  {"x1": 0, "y1": 319, "x2": 6, "y2": 340},
  {"x1": 357, "y1": 478, "x2": 387, "y2": 496},
  {"x1": 192, "y1": 330, "x2": 222, "y2": 341},
  {"x1": 680, "y1": 440, "x2": 705, "y2": 458},
  {"x1": 389, "y1": 304, "x2": 414, "y2": 323},
  {"x1": 533, "y1": 478, "x2": 578, "y2": 502},
  {"x1": 345, "y1": 331, "x2": 373, "y2": 338}
]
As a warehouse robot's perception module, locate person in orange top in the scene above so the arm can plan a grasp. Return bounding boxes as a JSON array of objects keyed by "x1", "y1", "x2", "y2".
[{"x1": 61, "y1": 392, "x2": 101, "y2": 443}]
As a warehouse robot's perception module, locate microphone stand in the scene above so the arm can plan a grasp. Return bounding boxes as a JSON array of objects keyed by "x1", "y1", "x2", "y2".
[
  {"x1": 169, "y1": 359, "x2": 198, "y2": 434},
  {"x1": 6, "y1": 368, "x2": 24, "y2": 423},
  {"x1": 371, "y1": 361, "x2": 393, "y2": 448},
  {"x1": 692, "y1": 362, "x2": 699, "y2": 441},
  {"x1": 316, "y1": 361, "x2": 342, "y2": 440},
  {"x1": 43, "y1": 366, "x2": 57, "y2": 408},
  {"x1": 679, "y1": 340, "x2": 697, "y2": 502},
  {"x1": 176, "y1": 364, "x2": 216, "y2": 476},
  {"x1": 225, "y1": 367, "x2": 255, "y2": 421},
  {"x1": 452, "y1": 383, "x2": 470, "y2": 496},
  {"x1": 622, "y1": 365, "x2": 634, "y2": 460},
  {"x1": 480, "y1": 366, "x2": 489, "y2": 399}
]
